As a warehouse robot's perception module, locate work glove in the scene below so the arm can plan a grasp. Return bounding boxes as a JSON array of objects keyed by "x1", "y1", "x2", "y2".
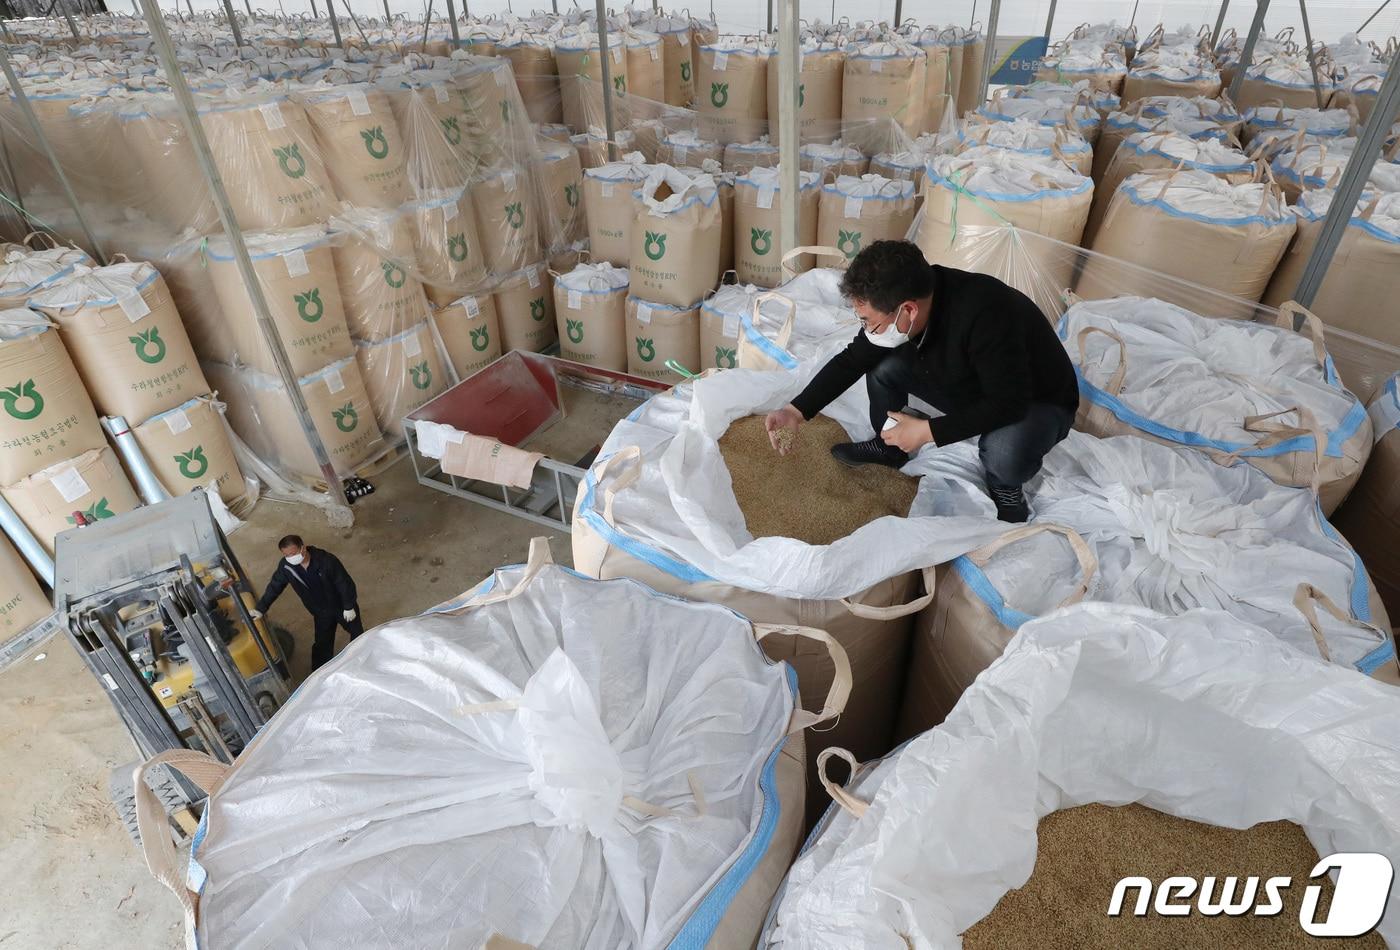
[
  {"x1": 248, "y1": 609, "x2": 263, "y2": 621},
  {"x1": 343, "y1": 608, "x2": 357, "y2": 622}
]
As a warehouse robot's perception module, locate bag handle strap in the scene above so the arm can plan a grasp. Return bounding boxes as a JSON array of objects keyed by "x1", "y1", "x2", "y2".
[
  {"x1": 1227, "y1": 406, "x2": 1326, "y2": 496},
  {"x1": 752, "y1": 290, "x2": 797, "y2": 350},
  {"x1": 780, "y1": 244, "x2": 846, "y2": 280},
  {"x1": 1075, "y1": 325, "x2": 1128, "y2": 396},
  {"x1": 816, "y1": 747, "x2": 869, "y2": 819},
  {"x1": 135, "y1": 749, "x2": 231, "y2": 940},
  {"x1": 1292, "y1": 583, "x2": 1390, "y2": 664},
  {"x1": 753, "y1": 622, "x2": 853, "y2": 734},
  {"x1": 965, "y1": 523, "x2": 1098, "y2": 609},
  {"x1": 592, "y1": 445, "x2": 644, "y2": 526},
  {"x1": 441, "y1": 536, "x2": 554, "y2": 612},
  {"x1": 1274, "y1": 300, "x2": 1328, "y2": 368},
  {"x1": 23, "y1": 230, "x2": 58, "y2": 249},
  {"x1": 840, "y1": 564, "x2": 936, "y2": 620}
]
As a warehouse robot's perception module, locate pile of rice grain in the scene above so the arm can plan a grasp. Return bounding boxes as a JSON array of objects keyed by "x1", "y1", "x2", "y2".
[
  {"x1": 962, "y1": 803, "x2": 1386, "y2": 949},
  {"x1": 718, "y1": 414, "x2": 918, "y2": 546}
]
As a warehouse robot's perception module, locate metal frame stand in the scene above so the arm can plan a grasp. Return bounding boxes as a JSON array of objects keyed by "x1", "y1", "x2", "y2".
[
  {"x1": 777, "y1": 0, "x2": 799, "y2": 256},
  {"x1": 327, "y1": 0, "x2": 343, "y2": 48},
  {"x1": 1212, "y1": 0, "x2": 1231, "y2": 47},
  {"x1": 221, "y1": 0, "x2": 244, "y2": 46},
  {"x1": 980, "y1": 0, "x2": 1002, "y2": 107},
  {"x1": 1297, "y1": 0, "x2": 1325, "y2": 109},
  {"x1": 1044, "y1": 0, "x2": 1058, "y2": 42},
  {"x1": 1291, "y1": 46, "x2": 1400, "y2": 306},
  {"x1": 594, "y1": 0, "x2": 619, "y2": 163},
  {"x1": 1227, "y1": 0, "x2": 1271, "y2": 103},
  {"x1": 135, "y1": 0, "x2": 352, "y2": 511},
  {"x1": 446, "y1": 0, "x2": 460, "y2": 48}
]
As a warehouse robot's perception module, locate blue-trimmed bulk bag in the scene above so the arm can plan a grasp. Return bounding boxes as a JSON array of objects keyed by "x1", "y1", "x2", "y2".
[{"x1": 1332, "y1": 374, "x2": 1400, "y2": 623}]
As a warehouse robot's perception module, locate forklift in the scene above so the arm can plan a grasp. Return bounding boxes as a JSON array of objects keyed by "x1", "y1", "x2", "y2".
[{"x1": 53, "y1": 490, "x2": 294, "y2": 843}]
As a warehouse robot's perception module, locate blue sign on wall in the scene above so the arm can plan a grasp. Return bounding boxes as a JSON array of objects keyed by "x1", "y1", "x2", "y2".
[{"x1": 988, "y1": 35, "x2": 1050, "y2": 86}]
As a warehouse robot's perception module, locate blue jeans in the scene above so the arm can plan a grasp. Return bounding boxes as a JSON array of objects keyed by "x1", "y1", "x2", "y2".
[{"x1": 867, "y1": 350, "x2": 1074, "y2": 493}]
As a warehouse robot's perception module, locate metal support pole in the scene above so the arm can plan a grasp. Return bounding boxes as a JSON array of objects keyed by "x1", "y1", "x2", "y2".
[
  {"x1": 979, "y1": 0, "x2": 1000, "y2": 108},
  {"x1": 383, "y1": 0, "x2": 391, "y2": 20},
  {"x1": 1227, "y1": 0, "x2": 1270, "y2": 104},
  {"x1": 1211, "y1": 0, "x2": 1230, "y2": 47},
  {"x1": 445, "y1": 0, "x2": 459, "y2": 48},
  {"x1": 893, "y1": 0, "x2": 902, "y2": 29},
  {"x1": 1358, "y1": 0, "x2": 1392, "y2": 34},
  {"x1": 309, "y1": 0, "x2": 318, "y2": 18},
  {"x1": 594, "y1": 0, "x2": 619, "y2": 163},
  {"x1": 245, "y1": 0, "x2": 253, "y2": 15},
  {"x1": 0, "y1": 49, "x2": 105, "y2": 264},
  {"x1": 1297, "y1": 0, "x2": 1324, "y2": 109},
  {"x1": 1043, "y1": 0, "x2": 1057, "y2": 40},
  {"x1": 777, "y1": 0, "x2": 799, "y2": 257},
  {"x1": 222, "y1": 0, "x2": 244, "y2": 46},
  {"x1": 134, "y1": 0, "x2": 350, "y2": 507},
  {"x1": 1291, "y1": 46, "x2": 1400, "y2": 307},
  {"x1": 767, "y1": 0, "x2": 773, "y2": 34},
  {"x1": 326, "y1": 0, "x2": 343, "y2": 48},
  {"x1": 57, "y1": 0, "x2": 79, "y2": 39}
]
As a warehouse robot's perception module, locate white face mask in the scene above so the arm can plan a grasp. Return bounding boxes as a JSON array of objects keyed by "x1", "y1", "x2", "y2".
[
  {"x1": 285, "y1": 552, "x2": 305, "y2": 566},
  {"x1": 865, "y1": 309, "x2": 912, "y2": 349}
]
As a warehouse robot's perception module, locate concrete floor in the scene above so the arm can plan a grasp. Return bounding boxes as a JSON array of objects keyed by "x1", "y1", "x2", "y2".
[{"x1": 0, "y1": 457, "x2": 569, "y2": 949}]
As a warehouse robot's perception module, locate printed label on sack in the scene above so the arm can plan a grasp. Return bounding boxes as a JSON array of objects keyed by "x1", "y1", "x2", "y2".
[
  {"x1": 526, "y1": 266, "x2": 540, "y2": 289},
  {"x1": 612, "y1": 47, "x2": 623, "y2": 64},
  {"x1": 346, "y1": 89, "x2": 370, "y2": 115},
  {"x1": 758, "y1": 185, "x2": 775, "y2": 209},
  {"x1": 443, "y1": 200, "x2": 458, "y2": 222},
  {"x1": 567, "y1": 289, "x2": 583, "y2": 310},
  {"x1": 323, "y1": 367, "x2": 345, "y2": 394},
  {"x1": 433, "y1": 84, "x2": 449, "y2": 102},
  {"x1": 117, "y1": 292, "x2": 151, "y2": 323},
  {"x1": 163, "y1": 409, "x2": 192, "y2": 435},
  {"x1": 723, "y1": 313, "x2": 739, "y2": 337},
  {"x1": 259, "y1": 101, "x2": 286, "y2": 129},
  {"x1": 650, "y1": 44, "x2": 660, "y2": 60},
  {"x1": 283, "y1": 248, "x2": 310, "y2": 278},
  {"x1": 502, "y1": 170, "x2": 517, "y2": 189},
  {"x1": 844, "y1": 196, "x2": 864, "y2": 218},
  {"x1": 462, "y1": 296, "x2": 480, "y2": 318},
  {"x1": 713, "y1": 51, "x2": 728, "y2": 71},
  {"x1": 674, "y1": 144, "x2": 688, "y2": 161},
  {"x1": 601, "y1": 182, "x2": 615, "y2": 197},
  {"x1": 870, "y1": 58, "x2": 884, "y2": 73},
  {"x1": 635, "y1": 302, "x2": 652, "y2": 324},
  {"x1": 51, "y1": 466, "x2": 90, "y2": 503},
  {"x1": 495, "y1": 65, "x2": 509, "y2": 85},
  {"x1": 403, "y1": 332, "x2": 422, "y2": 356}
]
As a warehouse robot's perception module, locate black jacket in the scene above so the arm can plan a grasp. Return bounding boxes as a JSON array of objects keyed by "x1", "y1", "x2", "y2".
[
  {"x1": 791, "y1": 265, "x2": 1080, "y2": 445},
  {"x1": 255, "y1": 546, "x2": 358, "y2": 618}
]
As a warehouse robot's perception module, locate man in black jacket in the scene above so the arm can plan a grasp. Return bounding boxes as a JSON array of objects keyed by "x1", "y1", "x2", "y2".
[
  {"x1": 253, "y1": 534, "x2": 364, "y2": 671},
  {"x1": 764, "y1": 240, "x2": 1079, "y2": 523}
]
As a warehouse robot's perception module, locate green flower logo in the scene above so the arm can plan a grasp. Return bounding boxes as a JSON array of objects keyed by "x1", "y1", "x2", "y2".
[
  {"x1": 635, "y1": 336, "x2": 656, "y2": 362},
  {"x1": 360, "y1": 125, "x2": 389, "y2": 159},
  {"x1": 175, "y1": 446, "x2": 208, "y2": 480},
  {"x1": 1, "y1": 379, "x2": 44, "y2": 420},
  {"x1": 501, "y1": 100, "x2": 511, "y2": 123},
  {"x1": 129, "y1": 327, "x2": 166, "y2": 365},
  {"x1": 680, "y1": 61, "x2": 691, "y2": 82},
  {"x1": 409, "y1": 361, "x2": 432, "y2": 390},
  {"x1": 564, "y1": 183, "x2": 580, "y2": 208},
  {"x1": 439, "y1": 116, "x2": 462, "y2": 145},
  {"x1": 381, "y1": 261, "x2": 406, "y2": 288},
  {"x1": 273, "y1": 143, "x2": 306, "y2": 179},
  {"x1": 294, "y1": 288, "x2": 324, "y2": 323},
  {"x1": 714, "y1": 345, "x2": 736, "y2": 369},
  {"x1": 837, "y1": 229, "x2": 863, "y2": 259},
  {"x1": 710, "y1": 81, "x2": 729, "y2": 108},
  {"x1": 643, "y1": 230, "x2": 666, "y2": 261},
  {"x1": 66, "y1": 497, "x2": 114, "y2": 524},
  {"x1": 613, "y1": 74, "x2": 627, "y2": 95},
  {"x1": 750, "y1": 227, "x2": 772, "y2": 256},
  {"x1": 447, "y1": 233, "x2": 469, "y2": 262},
  {"x1": 331, "y1": 402, "x2": 358, "y2": 433},
  {"x1": 566, "y1": 318, "x2": 584, "y2": 344},
  {"x1": 799, "y1": 83, "x2": 805, "y2": 107},
  {"x1": 469, "y1": 326, "x2": 490, "y2": 351},
  {"x1": 504, "y1": 202, "x2": 524, "y2": 229},
  {"x1": 529, "y1": 298, "x2": 546, "y2": 321}
]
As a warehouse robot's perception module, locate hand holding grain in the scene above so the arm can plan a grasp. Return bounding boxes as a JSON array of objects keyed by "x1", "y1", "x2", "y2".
[{"x1": 764, "y1": 404, "x2": 804, "y2": 455}]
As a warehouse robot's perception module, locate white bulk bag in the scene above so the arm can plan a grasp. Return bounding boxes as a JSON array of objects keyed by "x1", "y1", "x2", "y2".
[
  {"x1": 1332, "y1": 374, "x2": 1400, "y2": 621},
  {"x1": 1035, "y1": 38, "x2": 1127, "y2": 93},
  {"x1": 1236, "y1": 54, "x2": 1339, "y2": 111},
  {"x1": 1241, "y1": 105, "x2": 1353, "y2": 147},
  {"x1": 955, "y1": 117, "x2": 1094, "y2": 176},
  {"x1": 765, "y1": 602, "x2": 1400, "y2": 948},
  {"x1": 735, "y1": 260, "x2": 862, "y2": 374},
  {"x1": 974, "y1": 95, "x2": 1102, "y2": 143},
  {"x1": 140, "y1": 541, "x2": 841, "y2": 950}
]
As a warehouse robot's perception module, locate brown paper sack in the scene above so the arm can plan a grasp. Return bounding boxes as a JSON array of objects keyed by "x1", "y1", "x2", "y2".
[
  {"x1": 556, "y1": 39, "x2": 630, "y2": 134},
  {"x1": 625, "y1": 297, "x2": 701, "y2": 381},
  {"x1": 140, "y1": 240, "x2": 239, "y2": 363},
  {"x1": 388, "y1": 83, "x2": 475, "y2": 195},
  {"x1": 0, "y1": 320, "x2": 105, "y2": 485},
  {"x1": 0, "y1": 531, "x2": 49, "y2": 644},
  {"x1": 441, "y1": 434, "x2": 544, "y2": 489},
  {"x1": 626, "y1": 33, "x2": 666, "y2": 102},
  {"x1": 914, "y1": 40, "x2": 951, "y2": 133},
  {"x1": 198, "y1": 96, "x2": 338, "y2": 231},
  {"x1": 533, "y1": 143, "x2": 587, "y2": 250},
  {"x1": 302, "y1": 85, "x2": 412, "y2": 210},
  {"x1": 766, "y1": 45, "x2": 845, "y2": 135},
  {"x1": 699, "y1": 297, "x2": 743, "y2": 371},
  {"x1": 723, "y1": 140, "x2": 780, "y2": 174},
  {"x1": 116, "y1": 100, "x2": 217, "y2": 233},
  {"x1": 30, "y1": 263, "x2": 209, "y2": 424},
  {"x1": 457, "y1": 61, "x2": 524, "y2": 169},
  {"x1": 734, "y1": 170, "x2": 820, "y2": 288},
  {"x1": 131, "y1": 395, "x2": 246, "y2": 506},
  {"x1": 656, "y1": 131, "x2": 723, "y2": 168},
  {"x1": 206, "y1": 229, "x2": 355, "y2": 378},
  {"x1": 331, "y1": 209, "x2": 433, "y2": 341},
  {"x1": 584, "y1": 161, "x2": 651, "y2": 266},
  {"x1": 2, "y1": 445, "x2": 141, "y2": 554},
  {"x1": 554, "y1": 266, "x2": 629, "y2": 371},
  {"x1": 695, "y1": 42, "x2": 771, "y2": 145},
  {"x1": 574, "y1": 128, "x2": 639, "y2": 169},
  {"x1": 1331, "y1": 379, "x2": 1400, "y2": 621},
  {"x1": 471, "y1": 167, "x2": 542, "y2": 277},
  {"x1": 815, "y1": 177, "x2": 919, "y2": 263},
  {"x1": 659, "y1": 26, "x2": 694, "y2": 107},
  {"x1": 405, "y1": 189, "x2": 488, "y2": 307},
  {"x1": 629, "y1": 169, "x2": 722, "y2": 307},
  {"x1": 354, "y1": 322, "x2": 450, "y2": 441},
  {"x1": 956, "y1": 36, "x2": 986, "y2": 117},
  {"x1": 493, "y1": 263, "x2": 558, "y2": 353},
  {"x1": 501, "y1": 40, "x2": 563, "y2": 125},
  {"x1": 536, "y1": 123, "x2": 573, "y2": 144},
  {"x1": 842, "y1": 47, "x2": 927, "y2": 151},
  {"x1": 1121, "y1": 72, "x2": 1223, "y2": 103},
  {"x1": 800, "y1": 143, "x2": 870, "y2": 180},
  {"x1": 714, "y1": 172, "x2": 736, "y2": 275},
  {"x1": 433, "y1": 292, "x2": 503, "y2": 379}
]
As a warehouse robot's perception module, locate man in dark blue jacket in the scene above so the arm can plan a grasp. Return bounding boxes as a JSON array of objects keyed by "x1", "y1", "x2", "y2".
[
  {"x1": 254, "y1": 534, "x2": 364, "y2": 671},
  {"x1": 764, "y1": 240, "x2": 1079, "y2": 522}
]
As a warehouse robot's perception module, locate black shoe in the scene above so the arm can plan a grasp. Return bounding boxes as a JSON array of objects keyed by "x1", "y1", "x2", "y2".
[
  {"x1": 990, "y1": 485, "x2": 1030, "y2": 523},
  {"x1": 831, "y1": 438, "x2": 908, "y2": 469}
]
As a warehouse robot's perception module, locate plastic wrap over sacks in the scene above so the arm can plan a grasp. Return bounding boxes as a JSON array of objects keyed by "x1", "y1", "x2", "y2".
[
  {"x1": 555, "y1": 32, "x2": 629, "y2": 134},
  {"x1": 952, "y1": 28, "x2": 986, "y2": 116},
  {"x1": 629, "y1": 166, "x2": 721, "y2": 307},
  {"x1": 799, "y1": 140, "x2": 869, "y2": 180},
  {"x1": 625, "y1": 296, "x2": 700, "y2": 380},
  {"x1": 908, "y1": 28, "x2": 953, "y2": 133},
  {"x1": 646, "y1": 16, "x2": 693, "y2": 107},
  {"x1": 472, "y1": 166, "x2": 542, "y2": 278},
  {"x1": 0, "y1": 532, "x2": 48, "y2": 644},
  {"x1": 137, "y1": 238, "x2": 236, "y2": 364},
  {"x1": 433, "y1": 292, "x2": 502, "y2": 380},
  {"x1": 204, "y1": 357, "x2": 385, "y2": 479},
  {"x1": 494, "y1": 262, "x2": 557, "y2": 353},
  {"x1": 1093, "y1": 104, "x2": 1233, "y2": 182},
  {"x1": 533, "y1": 140, "x2": 587, "y2": 251},
  {"x1": 130, "y1": 394, "x2": 246, "y2": 507},
  {"x1": 554, "y1": 262, "x2": 629, "y2": 371},
  {"x1": 765, "y1": 602, "x2": 1400, "y2": 948},
  {"x1": 695, "y1": 37, "x2": 771, "y2": 146},
  {"x1": 329, "y1": 207, "x2": 432, "y2": 342},
  {"x1": 301, "y1": 83, "x2": 411, "y2": 210},
  {"x1": 0, "y1": 246, "x2": 90, "y2": 309},
  {"x1": 1333, "y1": 375, "x2": 1400, "y2": 621},
  {"x1": 115, "y1": 97, "x2": 217, "y2": 233},
  {"x1": 2, "y1": 445, "x2": 140, "y2": 554},
  {"x1": 1080, "y1": 169, "x2": 1294, "y2": 315},
  {"x1": 656, "y1": 129, "x2": 723, "y2": 169},
  {"x1": 816, "y1": 175, "x2": 917, "y2": 262},
  {"x1": 500, "y1": 35, "x2": 562, "y2": 125},
  {"x1": 0, "y1": 312, "x2": 104, "y2": 485},
  {"x1": 842, "y1": 40, "x2": 927, "y2": 152},
  {"x1": 405, "y1": 188, "x2": 488, "y2": 307},
  {"x1": 1265, "y1": 183, "x2": 1400, "y2": 351},
  {"x1": 354, "y1": 321, "x2": 450, "y2": 441},
  {"x1": 1036, "y1": 37, "x2": 1129, "y2": 93},
  {"x1": 156, "y1": 546, "x2": 816, "y2": 950},
  {"x1": 734, "y1": 167, "x2": 820, "y2": 288},
  {"x1": 624, "y1": 29, "x2": 666, "y2": 103},
  {"x1": 28, "y1": 262, "x2": 208, "y2": 423},
  {"x1": 1063, "y1": 297, "x2": 1371, "y2": 513},
  {"x1": 575, "y1": 126, "x2": 639, "y2": 168},
  {"x1": 956, "y1": 117, "x2": 1094, "y2": 176},
  {"x1": 723, "y1": 138, "x2": 779, "y2": 174},
  {"x1": 205, "y1": 228, "x2": 354, "y2": 378},
  {"x1": 976, "y1": 94, "x2": 1103, "y2": 144},
  {"x1": 766, "y1": 38, "x2": 845, "y2": 136}
]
